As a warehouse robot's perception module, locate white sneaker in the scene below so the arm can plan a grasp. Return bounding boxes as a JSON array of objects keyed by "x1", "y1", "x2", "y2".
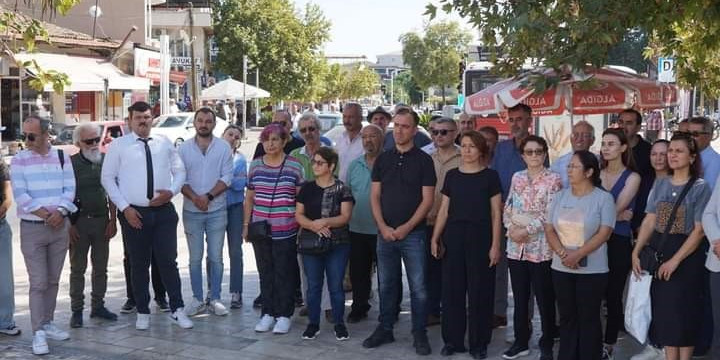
[
  {"x1": 255, "y1": 314, "x2": 275, "y2": 332},
  {"x1": 185, "y1": 298, "x2": 206, "y2": 316},
  {"x1": 41, "y1": 322, "x2": 69, "y2": 341},
  {"x1": 630, "y1": 345, "x2": 665, "y2": 360},
  {"x1": 32, "y1": 330, "x2": 49, "y2": 355},
  {"x1": 171, "y1": 308, "x2": 194, "y2": 329},
  {"x1": 135, "y1": 313, "x2": 150, "y2": 330},
  {"x1": 208, "y1": 300, "x2": 229, "y2": 316},
  {"x1": 272, "y1": 316, "x2": 291, "y2": 334}
]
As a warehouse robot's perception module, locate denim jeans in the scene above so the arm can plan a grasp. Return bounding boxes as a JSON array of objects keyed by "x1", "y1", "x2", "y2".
[
  {"x1": 183, "y1": 209, "x2": 228, "y2": 301},
  {"x1": 0, "y1": 219, "x2": 15, "y2": 329},
  {"x1": 226, "y1": 203, "x2": 244, "y2": 295},
  {"x1": 302, "y1": 243, "x2": 350, "y2": 325},
  {"x1": 377, "y1": 228, "x2": 427, "y2": 333}
]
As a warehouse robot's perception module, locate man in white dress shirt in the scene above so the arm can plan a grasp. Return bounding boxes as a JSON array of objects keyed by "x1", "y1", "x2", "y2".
[{"x1": 101, "y1": 101, "x2": 193, "y2": 331}]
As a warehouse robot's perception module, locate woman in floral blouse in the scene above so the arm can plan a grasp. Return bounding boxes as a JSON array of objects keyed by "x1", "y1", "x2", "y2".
[{"x1": 502, "y1": 135, "x2": 562, "y2": 360}]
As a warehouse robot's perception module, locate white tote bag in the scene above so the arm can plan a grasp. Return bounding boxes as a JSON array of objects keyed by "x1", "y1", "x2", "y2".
[{"x1": 624, "y1": 273, "x2": 653, "y2": 344}]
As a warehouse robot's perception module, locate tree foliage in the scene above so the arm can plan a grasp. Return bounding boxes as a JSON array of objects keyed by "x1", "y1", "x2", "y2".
[
  {"x1": 341, "y1": 64, "x2": 379, "y2": 100},
  {"x1": 213, "y1": 0, "x2": 331, "y2": 101},
  {"x1": 400, "y1": 21, "x2": 471, "y2": 104},
  {"x1": 428, "y1": 0, "x2": 720, "y2": 96},
  {"x1": 394, "y1": 71, "x2": 423, "y2": 105}
]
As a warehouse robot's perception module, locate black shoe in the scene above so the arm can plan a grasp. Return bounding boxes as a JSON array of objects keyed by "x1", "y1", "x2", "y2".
[
  {"x1": 362, "y1": 327, "x2": 395, "y2": 348},
  {"x1": 334, "y1": 323, "x2": 349, "y2": 341},
  {"x1": 70, "y1": 311, "x2": 83, "y2": 328},
  {"x1": 301, "y1": 324, "x2": 320, "y2": 340},
  {"x1": 441, "y1": 345, "x2": 457, "y2": 356},
  {"x1": 471, "y1": 347, "x2": 488, "y2": 359},
  {"x1": 90, "y1": 307, "x2": 118, "y2": 321},
  {"x1": 503, "y1": 344, "x2": 530, "y2": 359},
  {"x1": 120, "y1": 300, "x2": 136, "y2": 314},
  {"x1": 413, "y1": 332, "x2": 432, "y2": 356},
  {"x1": 253, "y1": 296, "x2": 262, "y2": 309},
  {"x1": 347, "y1": 310, "x2": 368, "y2": 323},
  {"x1": 155, "y1": 299, "x2": 170, "y2": 313}
]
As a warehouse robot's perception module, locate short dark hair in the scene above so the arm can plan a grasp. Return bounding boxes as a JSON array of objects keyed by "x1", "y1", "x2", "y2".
[
  {"x1": 508, "y1": 104, "x2": 532, "y2": 116},
  {"x1": 460, "y1": 130, "x2": 489, "y2": 162},
  {"x1": 393, "y1": 106, "x2": 420, "y2": 126},
  {"x1": 620, "y1": 109, "x2": 643, "y2": 126},
  {"x1": 24, "y1": 114, "x2": 51, "y2": 134},
  {"x1": 519, "y1": 135, "x2": 548, "y2": 154},
  {"x1": 128, "y1": 101, "x2": 152, "y2": 118},
  {"x1": 315, "y1": 146, "x2": 339, "y2": 171},
  {"x1": 478, "y1": 126, "x2": 499, "y2": 141},
  {"x1": 688, "y1": 116, "x2": 713, "y2": 133},
  {"x1": 600, "y1": 128, "x2": 636, "y2": 171},
  {"x1": 573, "y1": 150, "x2": 602, "y2": 188},
  {"x1": 194, "y1": 107, "x2": 217, "y2": 122},
  {"x1": 223, "y1": 124, "x2": 244, "y2": 136}
]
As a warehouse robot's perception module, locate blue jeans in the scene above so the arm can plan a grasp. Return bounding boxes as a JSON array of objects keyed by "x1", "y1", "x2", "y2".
[
  {"x1": 377, "y1": 228, "x2": 427, "y2": 333},
  {"x1": 0, "y1": 219, "x2": 15, "y2": 329},
  {"x1": 301, "y1": 243, "x2": 350, "y2": 325},
  {"x1": 226, "y1": 203, "x2": 244, "y2": 295},
  {"x1": 183, "y1": 209, "x2": 228, "y2": 301}
]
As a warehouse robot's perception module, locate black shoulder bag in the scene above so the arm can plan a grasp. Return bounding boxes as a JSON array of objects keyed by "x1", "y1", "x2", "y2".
[
  {"x1": 297, "y1": 183, "x2": 342, "y2": 255},
  {"x1": 639, "y1": 177, "x2": 696, "y2": 275},
  {"x1": 246, "y1": 157, "x2": 286, "y2": 243}
]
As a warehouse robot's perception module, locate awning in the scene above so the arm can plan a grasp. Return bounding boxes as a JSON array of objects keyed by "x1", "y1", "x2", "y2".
[{"x1": 14, "y1": 52, "x2": 150, "y2": 92}]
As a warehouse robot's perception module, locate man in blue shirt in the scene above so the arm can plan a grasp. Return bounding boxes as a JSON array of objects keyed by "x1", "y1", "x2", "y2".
[
  {"x1": 689, "y1": 116, "x2": 720, "y2": 189},
  {"x1": 550, "y1": 121, "x2": 596, "y2": 188}
]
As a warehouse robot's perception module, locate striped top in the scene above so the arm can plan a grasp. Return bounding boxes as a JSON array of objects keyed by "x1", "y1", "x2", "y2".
[
  {"x1": 11, "y1": 147, "x2": 77, "y2": 220},
  {"x1": 247, "y1": 155, "x2": 304, "y2": 240}
]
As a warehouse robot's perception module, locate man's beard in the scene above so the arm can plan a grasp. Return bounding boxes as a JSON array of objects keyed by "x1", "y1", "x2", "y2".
[
  {"x1": 81, "y1": 148, "x2": 102, "y2": 164},
  {"x1": 197, "y1": 130, "x2": 212, "y2": 138}
]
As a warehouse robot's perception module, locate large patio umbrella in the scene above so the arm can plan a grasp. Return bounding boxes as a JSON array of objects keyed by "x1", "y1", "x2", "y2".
[
  {"x1": 200, "y1": 77, "x2": 271, "y2": 100},
  {"x1": 465, "y1": 66, "x2": 678, "y2": 116}
]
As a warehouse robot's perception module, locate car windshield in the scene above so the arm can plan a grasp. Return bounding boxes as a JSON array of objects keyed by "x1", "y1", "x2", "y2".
[
  {"x1": 317, "y1": 115, "x2": 340, "y2": 133},
  {"x1": 158, "y1": 116, "x2": 188, "y2": 128}
]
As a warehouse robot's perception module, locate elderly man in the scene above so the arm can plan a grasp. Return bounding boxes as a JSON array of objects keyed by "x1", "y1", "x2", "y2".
[
  {"x1": 179, "y1": 108, "x2": 233, "y2": 317},
  {"x1": 290, "y1": 112, "x2": 336, "y2": 180},
  {"x1": 550, "y1": 121, "x2": 595, "y2": 188},
  {"x1": 102, "y1": 101, "x2": 193, "y2": 331},
  {"x1": 333, "y1": 103, "x2": 365, "y2": 182},
  {"x1": 688, "y1": 116, "x2": 720, "y2": 189},
  {"x1": 253, "y1": 110, "x2": 305, "y2": 158},
  {"x1": 11, "y1": 115, "x2": 77, "y2": 355},
  {"x1": 459, "y1": 113, "x2": 476, "y2": 132},
  {"x1": 68, "y1": 123, "x2": 118, "y2": 329},
  {"x1": 367, "y1": 106, "x2": 432, "y2": 151}
]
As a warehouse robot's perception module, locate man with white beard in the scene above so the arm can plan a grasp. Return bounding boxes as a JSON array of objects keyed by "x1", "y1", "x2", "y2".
[{"x1": 68, "y1": 123, "x2": 118, "y2": 328}]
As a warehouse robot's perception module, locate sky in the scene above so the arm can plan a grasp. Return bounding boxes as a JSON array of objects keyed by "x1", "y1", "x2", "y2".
[{"x1": 293, "y1": 0, "x2": 477, "y2": 62}]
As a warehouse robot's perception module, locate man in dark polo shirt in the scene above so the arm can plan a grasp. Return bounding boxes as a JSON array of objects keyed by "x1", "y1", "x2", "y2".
[
  {"x1": 362, "y1": 107, "x2": 436, "y2": 356},
  {"x1": 68, "y1": 123, "x2": 118, "y2": 328}
]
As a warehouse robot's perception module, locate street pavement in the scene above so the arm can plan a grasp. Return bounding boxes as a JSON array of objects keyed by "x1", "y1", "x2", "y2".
[{"x1": 0, "y1": 128, "x2": 684, "y2": 359}]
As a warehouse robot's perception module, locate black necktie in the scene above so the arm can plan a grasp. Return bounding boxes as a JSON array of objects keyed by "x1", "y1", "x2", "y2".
[{"x1": 138, "y1": 138, "x2": 154, "y2": 200}]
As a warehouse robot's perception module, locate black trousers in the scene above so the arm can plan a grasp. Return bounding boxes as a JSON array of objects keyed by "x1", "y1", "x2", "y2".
[
  {"x1": 553, "y1": 270, "x2": 607, "y2": 360},
  {"x1": 441, "y1": 222, "x2": 495, "y2": 352},
  {"x1": 508, "y1": 259, "x2": 556, "y2": 352},
  {"x1": 349, "y1": 231, "x2": 376, "y2": 314},
  {"x1": 123, "y1": 239, "x2": 166, "y2": 304},
  {"x1": 119, "y1": 204, "x2": 184, "y2": 314},
  {"x1": 252, "y1": 236, "x2": 298, "y2": 318},
  {"x1": 604, "y1": 233, "x2": 632, "y2": 345},
  {"x1": 426, "y1": 226, "x2": 442, "y2": 316}
]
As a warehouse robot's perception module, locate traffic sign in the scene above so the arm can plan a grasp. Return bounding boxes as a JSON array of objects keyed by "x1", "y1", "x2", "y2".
[{"x1": 658, "y1": 57, "x2": 675, "y2": 82}]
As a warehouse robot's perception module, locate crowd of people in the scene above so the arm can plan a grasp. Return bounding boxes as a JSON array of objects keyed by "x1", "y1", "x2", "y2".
[{"x1": 1, "y1": 100, "x2": 720, "y2": 360}]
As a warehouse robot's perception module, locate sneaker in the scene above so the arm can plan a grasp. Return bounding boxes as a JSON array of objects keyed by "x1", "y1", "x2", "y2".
[
  {"x1": 255, "y1": 314, "x2": 275, "y2": 332},
  {"x1": 0, "y1": 325, "x2": 20, "y2": 336},
  {"x1": 413, "y1": 331, "x2": 432, "y2": 356},
  {"x1": 272, "y1": 316, "x2": 291, "y2": 334},
  {"x1": 602, "y1": 345, "x2": 614, "y2": 360},
  {"x1": 347, "y1": 309, "x2": 368, "y2": 323},
  {"x1": 302, "y1": 324, "x2": 320, "y2": 340},
  {"x1": 41, "y1": 322, "x2": 69, "y2": 341},
  {"x1": 136, "y1": 313, "x2": 150, "y2": 330},
  {"x1": 90, "y1": 307, "x2": 118, "y2": 321},
  {"x1": 503, "y1": 344, "x2": 530, "y2": 359},
  {"x1": 70, "y1": 311, "x2": 83, "y2": 328},
  {"x1": 185, "y1": 298, "x2": 206, "y2": 316},
  {"x1": 120, "y1": 300, "x2": 136, "y2": 314},
  {"x1": 362, "y1": 327, "x2": 395, "y2": 348},
  {"x1": 170, "y1": 308, "x2": 194, "y2": 329},
  {"x1": 155, "y1": 298, "x2": 170, "y2": 312},
  {"x1": 208, "y1": 300, "x2": 229, "y2": 316},
  {"x1": 32, "y1": 330, "x2": 49, "y2": 355},
  {"x1": 630, "y1": 345, "x2": 665, "y2": 360},
  {"x1": 230, "y1": 293, "x2": 242, "y2": 309},
  {"x1": 334, "y1": 323, "x2": 349, "y2": 341}
]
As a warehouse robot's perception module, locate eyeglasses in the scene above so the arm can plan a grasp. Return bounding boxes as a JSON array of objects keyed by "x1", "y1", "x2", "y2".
[
  {"x1": 431, "y1": 129, "x2": 454, "y2": 136},
  {"x1": 21, "y1": 133, "x2": 38, "y2": 142},
  {"x1": 82, "y1": 137, "x2": 101, "y2": 145},
  {"x1": 523, "y1": 149, "x2": 545, "y2": 156},
  {"x1": 299, "y1": 126, "x2": 317, "y2": 134},
  {"x1": 310, "y1": 159, "x2": 327, "y2": 166}
]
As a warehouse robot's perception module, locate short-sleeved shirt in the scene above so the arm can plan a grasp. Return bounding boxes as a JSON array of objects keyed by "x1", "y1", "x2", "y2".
[
  {"x1": 372, "y1": 146, "x2": 436, "y2": 230},
  {"x1": 296, "y1": 180, "x2": 354, "y2": 243},
  {"x1": 441, "y1": 167, "x2": 501, "y2": 225},
  {"x1": 247, "y1": 156, "x2": 304, "y2": 240},
  {"x1": 547, "y1": 187, "x2": 616, "y2": 274},
  {"x1": 347, "y1": 156, "x2": 376, "y2": 234},
  {"x1": 645, "y1": 177, "x2": 711, "y2": 235}
]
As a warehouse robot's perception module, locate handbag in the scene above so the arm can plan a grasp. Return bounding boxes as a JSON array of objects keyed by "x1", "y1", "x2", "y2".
[
  {"x1": 246, "y1": 157, "x2": 286, "y2": 243},
  {"x1": 624, "y1": 273, "x2": 653, "y2": 344},
  {"x1": 297, "y1": 183, "x2": 343, "y2": 255},
  {"x1": 639, "y1": 177, "x2": 695, "y2": 274}
]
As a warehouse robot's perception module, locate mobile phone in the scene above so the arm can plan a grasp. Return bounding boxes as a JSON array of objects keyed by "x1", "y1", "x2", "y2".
[{"x1": 578, "y1": 257, "x2": 588, "y2": 267}]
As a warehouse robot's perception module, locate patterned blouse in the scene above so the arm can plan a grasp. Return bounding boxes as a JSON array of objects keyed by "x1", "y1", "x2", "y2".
[{"x1": 503, "y1": 168, "x2": 563, "y2": 262}]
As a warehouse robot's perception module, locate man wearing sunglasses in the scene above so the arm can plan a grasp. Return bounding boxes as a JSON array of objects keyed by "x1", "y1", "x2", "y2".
[
  {"x1": 252, "y1": 111, "x2": 305, "y2": 159},
  {"x1": 10, "y1": 115, "x2": 77, "y2": 355},
  {"x1": 290, "y1": 112, "x2": 337, "y2": 181},
  {"x1": 67, "y1": 123, "x2": 118, "y2": 329}
]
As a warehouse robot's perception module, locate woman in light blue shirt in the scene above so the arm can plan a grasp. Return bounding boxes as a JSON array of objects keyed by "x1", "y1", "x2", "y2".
[{"x1": 222, "y1": 125, "x2": 247, "y2": 309}]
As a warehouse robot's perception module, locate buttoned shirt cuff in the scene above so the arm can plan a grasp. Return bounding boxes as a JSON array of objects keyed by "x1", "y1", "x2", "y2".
[
  {"x1": 59, "y1": 201, "x2": 78, "y2": 213},
  {"x1": 116, "y1": 200, "x2": 130, "y2": 212}
]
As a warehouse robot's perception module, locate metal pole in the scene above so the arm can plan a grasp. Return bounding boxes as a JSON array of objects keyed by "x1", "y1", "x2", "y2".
[
  {"x1": 160, "y1": 35, "x2": 170, "y2": 115},
  {"x1": 390, "y1": 71, "x2": 394, "y2": 105},
  {"x1": 255, "y1": 67, "x2": 259, "y2": 127},
  {"x1": 242, "y1": 55, "x2": 247, "y2": 134},
  {"x1": 188, "y1": 3, "x2": 199, "y2": 110}
]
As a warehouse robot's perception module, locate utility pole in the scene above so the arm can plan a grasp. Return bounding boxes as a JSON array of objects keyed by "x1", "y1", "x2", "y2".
[{"x1": 188, "y1": 2, "x2": 199, "y2": 110}]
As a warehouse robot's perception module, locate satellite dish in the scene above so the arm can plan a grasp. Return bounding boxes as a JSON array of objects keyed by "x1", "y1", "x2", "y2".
[{"x1": 89, "y1": 5, "x2": 102, "y2": 18}]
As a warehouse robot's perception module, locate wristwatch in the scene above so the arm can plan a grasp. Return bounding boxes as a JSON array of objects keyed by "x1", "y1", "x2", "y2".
[
  {"x1": 57, "y1": 207, "x2": 69, "y2": 217},
  {"x1": 206, "y1": 193, "x2": 215, "y2": 201}
]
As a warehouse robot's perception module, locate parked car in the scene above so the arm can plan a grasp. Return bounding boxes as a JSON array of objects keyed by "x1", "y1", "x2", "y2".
[
  {"x1": 52, "y1": 120, "x2": 127, "y2": 155},
  {"x1": 317, "y1": 112, "x2": 342, "y2": 135},
  {"x1": 151, "y1": 112, "x2": 229, "y2": 146}
]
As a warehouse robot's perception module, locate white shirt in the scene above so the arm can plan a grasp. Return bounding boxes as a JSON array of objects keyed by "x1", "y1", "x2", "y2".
[
  {"x1": 101, "y1": 132, "x2": 186, "y2": 211},
  {"x1": 178, "y1": 136, "x2": 233, "y2": 213},
  {"x1": 702, "y1": 177, "x2": 720, "y2": 272},
  {"x1": 335, "y1": 130, "x2": 364, "y2": 182}
]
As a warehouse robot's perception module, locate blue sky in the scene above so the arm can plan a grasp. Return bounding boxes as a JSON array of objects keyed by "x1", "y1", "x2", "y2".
[{"x1": 293, "y1": 0, "x2": 476, "y2": 62}]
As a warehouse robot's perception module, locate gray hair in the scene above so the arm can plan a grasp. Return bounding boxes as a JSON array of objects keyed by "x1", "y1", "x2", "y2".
[
  {"x1": 298, "y1": 112, "x2": 321, "y2": 130},
  {"x1": 689, "y1": 116, "x2": 714, "y2": 133},
  {"x1": 273, "y1": 110, "x2": 292, "y2": 123},
  {"x1": 362, "y1": 123, "x2": 384, "y2": 137},
  {"x1": 344, "y1": 102, "x2": 362, "y2": 117},
  {"x1": 435, "y1": 117, "x2": 458, "y2": 129},
  {"x1": 73, "y1": 123, "x2": 101, "y2": 145},
  {"x1": 24, "y1": 115, "x2": 51, "y2": 134},
  {"x1": 573, "y1": 120, "x2": 595, "y2": 137}
]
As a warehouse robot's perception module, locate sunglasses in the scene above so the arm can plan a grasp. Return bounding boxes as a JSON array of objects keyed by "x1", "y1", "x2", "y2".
[
  {"x1": 82, "y1": 137, "x2": 101, "y2": 145},
  {"x1": 21, "y1": 133, "x2": 38, "y2": 142},
  {"x1": 523, "y1": 149, "x2": 545, "y2": 156},
  {"x1": 431, "y1": 129, "x2": 454, "y2": 136},
  {"x1": 299, "y1": 126, "x2": 317, "y2": 134}
]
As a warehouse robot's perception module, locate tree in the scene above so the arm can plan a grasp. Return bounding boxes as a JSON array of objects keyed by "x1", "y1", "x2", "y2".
[
  {"x1": 608, "y1": 29, "x2": 650, "y2": 74},
  {"x1": 394, "y1": 71, "x2": 424, "y2": 105},
  {"x1": 341, "y1": 64, "x2": 379, "y2": 100},
  {"x1": 400, "y1": 21, "x2": 471, "y2": 105},
  {"x1": 428, "y1": 0, "x2": 720, "y2": 97},
  {"x1": 213, "y1": 0, "x2": 331, "y2": 101}
]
